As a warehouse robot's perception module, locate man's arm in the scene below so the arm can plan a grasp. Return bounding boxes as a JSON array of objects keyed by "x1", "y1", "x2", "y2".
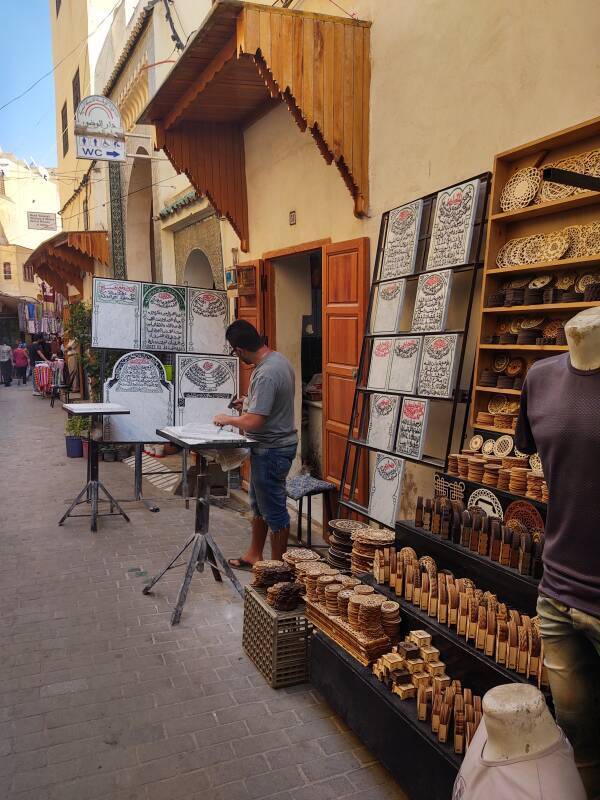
[{"x1": 213, "y1": 411, "x2": 266, "y2": 432}]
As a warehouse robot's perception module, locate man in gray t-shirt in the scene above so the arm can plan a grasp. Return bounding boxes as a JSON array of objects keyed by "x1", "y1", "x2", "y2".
[{"x1": 213, "y1": 320, "x2": 297, "y2": 568}]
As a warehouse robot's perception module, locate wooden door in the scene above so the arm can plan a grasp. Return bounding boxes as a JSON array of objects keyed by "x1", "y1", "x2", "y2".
[
  {"x1": 322, "y1": 238, "x2": 369, "y2": 512},
  {"x1": 235, "y1": 259, "x2": 266, "y2": 487}
]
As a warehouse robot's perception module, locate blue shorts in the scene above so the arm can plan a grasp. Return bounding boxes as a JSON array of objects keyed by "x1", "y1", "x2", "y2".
[{"x1": 249, "y1": 445, "x2": 297, "y2": 532}]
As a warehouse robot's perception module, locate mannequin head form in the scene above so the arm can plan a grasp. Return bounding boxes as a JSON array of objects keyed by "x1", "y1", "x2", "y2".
[
  {"x1": 565, "y1": 307, "x2": 600, "y2": 371},
  {"x1": 482, "y1": 684, "x2": 560, "y2": 761}
]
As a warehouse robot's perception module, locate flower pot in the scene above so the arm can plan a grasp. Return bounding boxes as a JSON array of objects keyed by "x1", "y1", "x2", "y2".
[{"x1": 65, "y1": 436, "x2": 83, "y2": 458}]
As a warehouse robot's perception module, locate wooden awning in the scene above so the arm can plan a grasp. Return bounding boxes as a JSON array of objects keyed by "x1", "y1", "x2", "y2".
[
  {"x1": 24, "y1": 231, "x2": 110, "y2": 297},
  {"x1": 140, "y1": 0, "x2": 371, "y2": 251}
]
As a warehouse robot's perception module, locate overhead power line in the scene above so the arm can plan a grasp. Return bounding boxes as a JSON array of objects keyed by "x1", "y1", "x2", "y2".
[{"x1": 0, "y1": 0, "x2": 122, "y2": 114}]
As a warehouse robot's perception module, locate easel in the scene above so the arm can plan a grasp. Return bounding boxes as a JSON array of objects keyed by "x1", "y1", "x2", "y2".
[
  {"x1": 59, "y1": 403, "x2": 131, "y2": 533},
  {"x1": 142, "y1": 432, "x2": 247, "y2": 624}
]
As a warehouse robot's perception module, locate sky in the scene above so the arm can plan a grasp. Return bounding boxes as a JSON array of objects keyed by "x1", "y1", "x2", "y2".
[{"x1": 1, "y1": 0, "x2": 58, "y2": 167}]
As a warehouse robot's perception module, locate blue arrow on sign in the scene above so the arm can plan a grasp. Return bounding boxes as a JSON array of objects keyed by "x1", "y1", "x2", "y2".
[{"x1": 106, "y1": 151, "x2": 120, "y2": 158}]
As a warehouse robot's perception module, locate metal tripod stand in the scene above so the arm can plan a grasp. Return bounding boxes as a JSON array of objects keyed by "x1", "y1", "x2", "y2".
[{"x1": 142, "y1": 454, "x2": 242, "y2": 624}]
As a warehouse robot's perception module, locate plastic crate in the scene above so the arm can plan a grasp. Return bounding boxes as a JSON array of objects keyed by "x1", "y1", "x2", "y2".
[{"x1": 243, "y1": 586, "x2": 313, "y2": 689}]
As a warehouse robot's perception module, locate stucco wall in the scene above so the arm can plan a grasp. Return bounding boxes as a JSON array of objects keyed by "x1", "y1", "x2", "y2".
[
  {"x1": 222, "y1": 0, "x2": 600, "y2": 264},
  {"x1": 217, "y1": 0, "x2": 600, "y2": 511}
]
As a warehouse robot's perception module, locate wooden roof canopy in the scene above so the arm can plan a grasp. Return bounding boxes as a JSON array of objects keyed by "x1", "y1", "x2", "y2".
[
  {"x1": 24, "y1": 231, "x2": 109, "y2": 297},
  {"x1": 140, "y1": 0, "x2": 371, "y2": 251}
]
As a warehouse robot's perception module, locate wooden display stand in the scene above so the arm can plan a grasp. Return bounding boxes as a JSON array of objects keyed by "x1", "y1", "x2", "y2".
[{"x1": 472, "y1": 116, "x2": 600, "y2": 434}]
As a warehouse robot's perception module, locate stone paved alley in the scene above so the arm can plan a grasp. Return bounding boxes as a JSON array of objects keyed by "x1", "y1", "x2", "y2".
[{"x1": 0, "y1": 384, "x2": 406, "y2": 800}]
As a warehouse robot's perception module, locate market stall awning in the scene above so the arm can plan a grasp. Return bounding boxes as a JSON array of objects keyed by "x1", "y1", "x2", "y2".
[
  {"x1": 24, "y1": 231, "x2": 110, "y2": 297},
  {"x1": 139, "y1": 0, "x2": 371, "y2": 250}
]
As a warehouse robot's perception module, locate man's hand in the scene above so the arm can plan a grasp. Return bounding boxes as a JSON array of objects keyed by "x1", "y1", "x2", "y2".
[
  {"x1": 230, "y1": 395, "x2": 245, "y2": 412},
  {"x1": 213, "y1": 413, "x2": 233, "y2": 428}
]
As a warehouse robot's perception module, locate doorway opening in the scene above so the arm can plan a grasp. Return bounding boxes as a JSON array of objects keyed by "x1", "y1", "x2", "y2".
[
  {"x1": 184, "y1": 248, "x2": 214, "y2": 288},
  {"x1": 126, "y1": 147, "x2": 155, "y2": 282},
  {"x1": 269, "y1": 249, "x2": 323, "y2": 479}
]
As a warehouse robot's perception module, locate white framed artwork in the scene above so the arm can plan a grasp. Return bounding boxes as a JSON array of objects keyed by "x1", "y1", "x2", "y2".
[
  {"x1": 395, "y1": 397, "x2": 429, "y2": 460},
  {"x1": 367, "y1": 338, "x2": 393, "y2": 389},
  {"x1": 380, "y1": 200, "x2": 423, "y2": 279},
  {"x1": 141, "y1": 284, "x2": 187, "y2": 352},
  {"x1": 103, "y1": 351, "x2": 173, "y2": 442},
  {"x1": 411, "y1": 269, "x2": 453, "y2": 333},
  {"x1": 368, "y1": 453, "x2": 405, "y2": 529},
  {"x1": 425, "y1": 178, "x2": 480, "y2": 270},
  {"x1": 186, "y1": 287, "x2": 229, "y2": 355},
  {"x1": 175, "y1": 354, "x2": 238, "y2": 426},
  {"x1": 387, "y1": 336, "x2": 423, "y2": 394},
  {"x1": 92, "y1": 278, "x2": 141, "y2": 350},
  {"x1": 417, "y1": 334, "x2": 460, "y2": 398},
  {"x1": 366, "y1": 394, "x2": 400, "y2": 451},
  {"x1": 371, "y1": 279, "x2": 406, "y2": 334}
]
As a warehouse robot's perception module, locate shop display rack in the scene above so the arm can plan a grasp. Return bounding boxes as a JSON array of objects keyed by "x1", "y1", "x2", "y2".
[
  {"x1": 393, "y1": 519, "x2": 539, "y2": 613},
  {"x1": 338, "y1": 172, "x2": 492, "y2": 514},
  {"x1": 311, "y1": 632, "x2": 460, "y2": 800}
]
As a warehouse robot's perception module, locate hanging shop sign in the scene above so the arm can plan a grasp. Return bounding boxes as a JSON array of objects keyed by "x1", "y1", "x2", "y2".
[
  {"x1": 27, "y1": 211, "x2": 57, "y2": 231},
  {"x1": 75, "y1": 95, "x2": 126, "y2": 162}
]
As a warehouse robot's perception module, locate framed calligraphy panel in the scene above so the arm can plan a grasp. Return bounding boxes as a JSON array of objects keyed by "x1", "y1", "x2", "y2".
[
  {"x1": 186, "y1": 287, "x2": 229, "y2": 355},
  {"x1": 395, "y1": 397, "x2": 429, "y2": 460},
  {"x1": 380, "y1": 200, "x2": 423, "y2": 279},
  {"x1": 103, "y1": 351, "x2": 173, "y2": 442},
  {"x1": 175, "y1": 354, "x2": 238, "y2": 427},
  {"x1": 141, "y1": 284, "x2": 186, "y2": 352},
  {"x1": 368, "y1": 453, "x2": 405, "y2": 529},
  {"x1": 371, "y1": 279, "x2": 406, "y2": 334},
  {"x1": 426, "y1": 179, "x2": 480, "y2": 270},
  {"x1": 92, "y1": 278, "x2": 141, "y2": 350},
  {"x1": 366, "y1": 393, "x2": 400, "y2": 451},
  {"x1": 411, "y1": 269, "x2": 453, "y2": 332},
  {"x1": 367, "y1": 338, "x2": 393, "y2": 389},
  {"x1": 387, "y1": 336, "x2": 423, "y2": 394},
  {"x1": 417, "y1": 334, "x2": 460, "y2": 398}
]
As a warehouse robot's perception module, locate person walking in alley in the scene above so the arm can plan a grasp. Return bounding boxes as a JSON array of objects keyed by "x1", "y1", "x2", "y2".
[
  {"x1": 0, "y1": 340, "x2": 13, "y2": 386},
  {"x1": 28, "y1": 334, "x2": 50, "y2": 395},
  {"x1": 13, "y1": 342, "x2": 29, "y2": 384},
  {"x1": 213, "y1": 320, "x2": 297, "y2": 569}
]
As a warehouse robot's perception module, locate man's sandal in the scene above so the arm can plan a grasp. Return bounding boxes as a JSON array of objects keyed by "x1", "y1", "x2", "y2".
[{"x1": 228, "y1": 557, "x2": 254, "y2": 571}]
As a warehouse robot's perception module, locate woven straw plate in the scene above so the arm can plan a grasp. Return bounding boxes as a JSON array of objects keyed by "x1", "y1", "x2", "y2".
[
  {"x1": 528, "y1": 274, "x2": 553, "y2": 289},
  {"x1": 500, "y1": 167, "x2": 542, "y2": 212},
  {"x1": 488, "y1": 395, "x2": 508, "y2": 414},
  {"x1": 482, "y1": 439, "x2": 496, "y2": 455},
  {"x1": 493, "y1": 355, "x2": 510, "y2": 372},
  {"x1": 493, "y1": 435, "x2": 514, "y2": 457}
]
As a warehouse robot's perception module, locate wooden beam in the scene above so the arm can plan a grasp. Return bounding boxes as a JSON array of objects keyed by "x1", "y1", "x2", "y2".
[{"x1": 163, "y1": 35, "x2": 237, "y2": 131}]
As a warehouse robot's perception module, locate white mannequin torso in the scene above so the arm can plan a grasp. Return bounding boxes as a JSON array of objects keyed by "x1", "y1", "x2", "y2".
[
  {"x1": 482, "y1": 684, "x2": 560, "y2": 761},
  {"x1": 565, "y1": 307, "x2": 600, "y2": 370}
]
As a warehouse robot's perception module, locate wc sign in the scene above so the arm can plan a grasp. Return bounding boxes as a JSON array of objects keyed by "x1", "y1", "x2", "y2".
[{"x1": 75, "y1": 95, "x2": 126, "y2": 162}]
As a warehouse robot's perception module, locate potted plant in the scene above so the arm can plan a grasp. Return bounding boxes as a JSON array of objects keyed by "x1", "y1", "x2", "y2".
[{"x1": 65, "y1": 416, "x2": 86, "y2": 458}]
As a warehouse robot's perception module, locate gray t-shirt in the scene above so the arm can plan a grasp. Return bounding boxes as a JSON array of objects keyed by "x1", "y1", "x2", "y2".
[
  {"x1": 246, "y1": 351, "x2": 298, "y2": 448},
  {"x1": 515, "y1": 353, "x2": 600, "y2": 617}
]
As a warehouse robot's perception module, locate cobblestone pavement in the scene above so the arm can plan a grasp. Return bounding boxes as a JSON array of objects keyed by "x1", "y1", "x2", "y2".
[{"x1": 0, "y1": 385, "x2": 407, "y2": 800}]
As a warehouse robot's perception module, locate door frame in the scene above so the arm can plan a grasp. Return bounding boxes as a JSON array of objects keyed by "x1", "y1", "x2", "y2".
[{"x1": 261, "y1": 238, "x2": 332, "y2": 351}]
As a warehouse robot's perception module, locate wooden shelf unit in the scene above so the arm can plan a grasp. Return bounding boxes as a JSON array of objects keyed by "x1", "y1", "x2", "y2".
[
  {"x1": 472, "y1": 422, "x2": 516, "y2": 435},
  {"x1": 483, "y1": 301, "x2": 600, "y2": 314},
  {"x1": 478, "y1": 343, "x2": 569, "y2": 351},
  {"x1": 486, "y1": 253, "x2": 600, "y2": 276},
  {"x1": 475, "y1": 385, "x2": 521, "y2": 396},
  {"x1": 471, "y1": 115, "x2": 600, "y2": 503},
  {"x1": 490, "y1": 188, "x2": 600, "y2": 222}
]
